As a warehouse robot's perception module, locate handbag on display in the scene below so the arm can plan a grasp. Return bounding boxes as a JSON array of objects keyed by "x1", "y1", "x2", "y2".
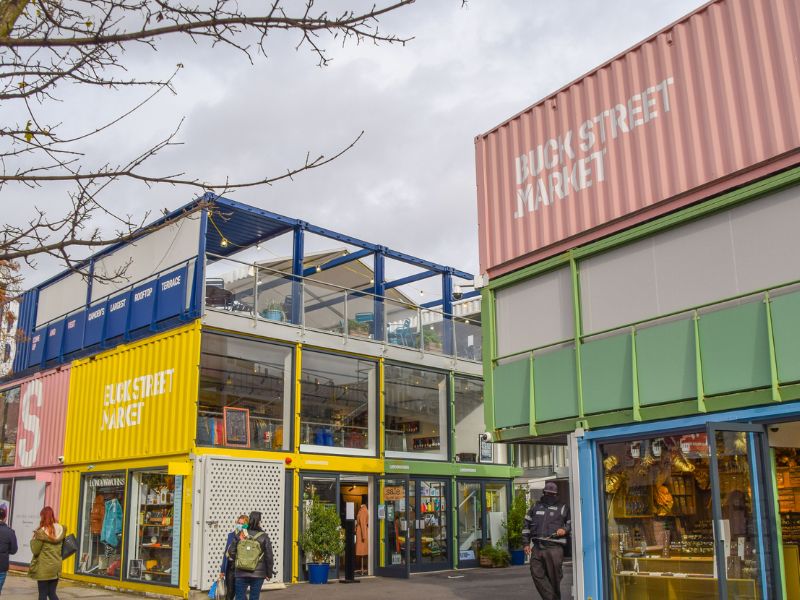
[{"x1": 61, "y1": 534, "x2": 79, "y2": 560}]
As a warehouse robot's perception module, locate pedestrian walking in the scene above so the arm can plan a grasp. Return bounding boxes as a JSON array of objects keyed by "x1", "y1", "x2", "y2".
[
  {"x1": 523, "y1": 482, "x2": 570, "y2": 600},
  {"x1": 0, "y1": 506, "x2": 17, "y2": 595},
  {"x1": 29, "y1": 506, "x2": 65, "y2": 600},
  {"x1": 220, "y1": 515, "x2": 249, "y2": 600},
  {"x1": 226, "y1": 511, "x2": 274, "y2": 600}
]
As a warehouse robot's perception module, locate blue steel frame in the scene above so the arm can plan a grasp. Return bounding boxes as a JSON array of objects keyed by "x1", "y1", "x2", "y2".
[
  {"x1": 8, "y1": 195, "x2": 474, "y2": 380},
  {"x1": 577, "y1": 403, "x2": 794, "y2": 599}
]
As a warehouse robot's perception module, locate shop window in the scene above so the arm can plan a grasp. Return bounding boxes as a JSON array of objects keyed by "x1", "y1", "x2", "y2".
[
  {"x1": 126, "y1": 471, "x2": 183, "y2": 586},
  {"x1": 453, "y1": 377, "x2": 508, "y2": 464},
  {"x1": 78, "y1": 473, "x2": 126, "y2": 579},
  {"x1": 299, "y1": 351, "x2": 376, "y2": 455},
  {"x1": 600, "y1": 434, "x2": 760, "y2": 598},
  {"x1": 197, "y1": 332, "x2": 292, "y2": 451},
  {"x1": 0, "y1": 387, "x2": 19, "y2": 467},
  {"x1": 457, "y1": 482, "x2": 482, "y2": 563},
  {"x1": 384, "y1": 365, "x2": 447, "y2": 460}
]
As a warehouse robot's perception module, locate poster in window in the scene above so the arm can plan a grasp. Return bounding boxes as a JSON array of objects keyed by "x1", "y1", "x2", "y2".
[
  {"x1": 223, "y1": 407, "x2": 250, "y2": 448},
  {"x1": 478, "y1": 435, "x2": 493, "y2": 463},
  {"x1": 128, "y1": 559, "x2": 143, "y2": 579}
]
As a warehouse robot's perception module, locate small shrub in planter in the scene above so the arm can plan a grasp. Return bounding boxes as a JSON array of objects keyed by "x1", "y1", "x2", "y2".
[
  {"x1": 479, "y1": 543, "x2": 511, "y2": 568},
  {"x1": 505, "y1": 490, "x2": 529, "y2": 565},
  {"x1": 299, "y1": 497, "x2": 344, "y2": 583}
]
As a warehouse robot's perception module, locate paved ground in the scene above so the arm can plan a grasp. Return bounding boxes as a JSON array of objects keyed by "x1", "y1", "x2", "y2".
[{"x1": 2, "y1": 563, "x2": 574, "y2": 599}]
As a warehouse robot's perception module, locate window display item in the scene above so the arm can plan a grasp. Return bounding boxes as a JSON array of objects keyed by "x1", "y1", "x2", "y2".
[{"x1": 78, "y1": 474, "x2": 125, "y2": 579}]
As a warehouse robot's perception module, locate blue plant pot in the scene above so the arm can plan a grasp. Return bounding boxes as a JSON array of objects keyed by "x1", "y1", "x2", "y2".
[
  {"x1": 510, "y1": 549, "x2": 526, "y2": 566},
  {"x1": 308, "y1": 563, "x2": 330, "y2": 584},
  {"x1": 264, "y1": 309, "x2": 283, "y2": 321}
]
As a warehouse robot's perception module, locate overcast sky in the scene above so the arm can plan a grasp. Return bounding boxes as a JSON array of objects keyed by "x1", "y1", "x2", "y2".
[{"x1": 13, "y1": 0, "x2": 708, "y2": 290}]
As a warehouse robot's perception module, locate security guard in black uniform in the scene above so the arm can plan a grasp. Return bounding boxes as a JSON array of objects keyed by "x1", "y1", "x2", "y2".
[{"x1": 522, "y1": 481, "x2": 570, "y2": 600}]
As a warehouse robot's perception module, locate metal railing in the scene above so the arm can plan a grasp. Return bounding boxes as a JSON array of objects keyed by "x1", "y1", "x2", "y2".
[{"x1": 204, "y1": 254, "x2": 482, "y2": 362}]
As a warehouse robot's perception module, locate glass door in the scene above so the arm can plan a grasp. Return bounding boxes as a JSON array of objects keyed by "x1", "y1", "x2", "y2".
[
  {"x1": 707, "y1": 422, "x2": 779, "y2": 600},
  {"x1": 411, "y1": 479, "x2": 450, "y2": 572},
  {"x1": 375, "y1": 476, "x2": 409, "y2": 578},
  {"x1": 457, "y1": 481, "x2": 482, "y2": 568},
  {"x1": 300, "y1": 475, "x2": 339, "y2": 581}
]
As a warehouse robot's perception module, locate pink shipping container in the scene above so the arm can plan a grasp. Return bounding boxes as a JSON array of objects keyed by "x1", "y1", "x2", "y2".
[
  {"x1": 476, "y1": 0, "x2": 800, "y2": 279},
  {"x1": 0, "y1": 367, "x2": 69, "y2": 564}
]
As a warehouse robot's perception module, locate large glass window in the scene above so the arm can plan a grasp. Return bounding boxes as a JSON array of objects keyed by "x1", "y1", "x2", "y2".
[
  {"x1": 126, "y1": 471, "x2": 182, "y2": 586},
  {"x1": 602, "y1": 435, "x2": 726, "y2": 598},
  {"x1": 197, "y1": 333, "x2": 292, "y2": 451},
  {"x1": 385, "y1": 365, "x2": 447, "y2": 460},
  {"x1": 78, "y1": 473, "x2": 126, "y2": 579},
  {"x1": 454, "y1": 377, "x2": 508, "y2": 465},
  {"x1": 485, "y1": 483, "x2": 508, "y2": 547},
  {"x1": 0, "y1": 387, "x2": 19, "y2": 466},
  {"x1": 300, "y1": 351, "x2": 376, "y2": 455}
]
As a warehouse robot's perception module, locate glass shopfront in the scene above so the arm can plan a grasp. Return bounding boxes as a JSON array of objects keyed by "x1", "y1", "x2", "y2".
[
  {"x1": 600, "y1": 425, "x2": 776, "y2": 600},
  {"x1": 78, "y1": 473, "x2": 126, "y2": 579},
  {"x1": 384, "y1": 366, "x2": 448, "y2": 460},
  {"x1": 456, "y1": 479, "x2": 510, "y2": 568},
  {"x1": 77, "y1": 470, "x2": 183, "y2": 586},
  {"x1": 299, "y1": 351, "x2": 376, "y2": 455},
  {"x1": 126, "y1": 471, "x2": 183, "y2": 586},
  {"x1": 197, "y1": 333, "x2": 293, "y2": 451},
  {"x1": 453, "y1": 377, "x2": 508, "y2": 465},
  {"x1": 0, "y1": 386, "x2": 19, "y2": 467}
]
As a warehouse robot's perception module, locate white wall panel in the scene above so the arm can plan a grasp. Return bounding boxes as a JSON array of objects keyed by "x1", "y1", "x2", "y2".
[
  {"x1": 91, "y1": 215, "x2": 201, "y2": 301},
  {"x1": 495, "y1": 267, "x2": 573, "y2": 356},
  {"x1": 580, "y1": 186, "x2": 800, "y2": 334},
  {"x1": 36, "y1": 272, "x2": 87, "y2": 326}
]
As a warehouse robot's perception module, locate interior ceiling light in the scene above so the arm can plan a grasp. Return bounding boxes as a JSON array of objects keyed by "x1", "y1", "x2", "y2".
[
  {"x1": 419, "y1": 290, "x2": 424, "y2": 296},
  {"x1": 226, "y1": 375, "x2": 233, "y2": 385},
  {"x1": 220, "y1": 238, "x2": 229, "y2": 248},
  {"x1": 316, "y1": 265, "x2": 322, "y2": 272}
]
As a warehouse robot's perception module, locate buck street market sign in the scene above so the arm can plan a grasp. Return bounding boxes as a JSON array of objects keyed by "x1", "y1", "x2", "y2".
[
  {"x1": 101, "y1": 368, "x2": 175, "y2": 431},
  {"x1": 513, "y1": 76, "x2": 675, "y2": 219}
]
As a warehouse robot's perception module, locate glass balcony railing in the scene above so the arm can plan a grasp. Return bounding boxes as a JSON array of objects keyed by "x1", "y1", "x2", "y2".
[{"x1": 204, "y1": 254, "x2": 482, "y2": 362}]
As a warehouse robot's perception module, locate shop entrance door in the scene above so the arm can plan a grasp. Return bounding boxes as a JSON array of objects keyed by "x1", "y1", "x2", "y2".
[
  {"x1": 375, "y1": 476, "x2": 410, "y2": 578},
  {"x1": 410, "y1": 478, "x2": 451, "y2": 572},
  {"x1": 707, "y1": 422, "x2": 780, "y2": 600}
]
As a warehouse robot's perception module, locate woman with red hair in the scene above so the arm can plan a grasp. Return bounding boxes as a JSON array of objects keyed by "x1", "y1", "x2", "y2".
[{"x1": 29, "y1": 506, "x2": 65, "y2": 600}]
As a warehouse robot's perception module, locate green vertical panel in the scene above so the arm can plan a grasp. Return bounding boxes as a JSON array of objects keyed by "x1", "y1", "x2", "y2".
[
  {"x1": 770, "y1": 291, "x2": 800, "y2": 384},
  {"x1": 493, "y1": 358, "x2": 530, "y2": 429},
  {"x1": 533, "y1": 346, "x2": 580, "y2": 422},
  {"x1": 637, "y1": 318, "x2": 696, "y2": 406},
  {"x1": 699, "y1": 301, "x2": 771, "y2": 395},
  {"x1": 580, "y1": 334, "x2": 633, "y2": 414}
]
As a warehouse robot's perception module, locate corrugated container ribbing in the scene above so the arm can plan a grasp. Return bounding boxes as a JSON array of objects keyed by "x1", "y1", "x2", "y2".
[
  {"x1": 64, "y1": 321, "x2": 200, "y2": 465},
  {"x1": 476, "y1": 0, "x2": 800, "y2": 279},
  {"x1": 0, "y1": 366, "x2": 72, "y2": 469},
  {"x1": 11, "y1": 289, "x2": 37, "y2": 374}
]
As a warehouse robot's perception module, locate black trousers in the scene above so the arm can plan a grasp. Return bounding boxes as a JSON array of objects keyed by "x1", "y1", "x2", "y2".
[
  {"x1": 37, "y1": 579, "x2": 59, "y2": 600},
  {"x1": 530, "y1": 545, "x2": 564, "y2": 600}
]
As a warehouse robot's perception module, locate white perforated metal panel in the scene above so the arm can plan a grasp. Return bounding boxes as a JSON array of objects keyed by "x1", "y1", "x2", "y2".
[{"x1": 191, "y1": 456, "x2": 285, "y2": 590}]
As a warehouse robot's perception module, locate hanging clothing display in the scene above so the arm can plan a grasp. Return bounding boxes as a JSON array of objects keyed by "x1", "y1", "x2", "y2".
[
  {"x1": 356, "y1": 505, "x2": 369, "y2": 557},
  {"x1": 90, "y1": 494, "x2": 106, "y2": 535},
  {"x1": 100, "y1": 498, "x2": 123, "y2": 547}
]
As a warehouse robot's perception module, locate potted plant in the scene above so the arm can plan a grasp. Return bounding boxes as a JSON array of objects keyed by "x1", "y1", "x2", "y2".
[
  {"x1": 479, "y1": 543, "x2": 511, "y2": 568},
  {"x1": 347, "y1": 319, "x2": 370, "y2": 337},
  {"x1": 423, "y1": 326, "x2": 443, "y2": 352},
  {"x1": 505, "y1": 490, "x2": 529, "y2": 565},
  {"x1": 299, "y1": 497, "x2": 344, "y2": 584},
  {"x1": 260, "y1": 300, "x2": 284, "y2": 322}
]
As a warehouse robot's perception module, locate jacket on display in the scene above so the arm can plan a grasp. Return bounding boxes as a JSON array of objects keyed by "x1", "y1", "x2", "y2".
[
  {"x1": 90, "y1": 495, "x2": 105, "y2": 535},
  {"x1": 356, "y1": 505, "x2": 369, "y2": 557},
  {"x1": 100, "y1": 499, "x2": 123, "y2": 547}
]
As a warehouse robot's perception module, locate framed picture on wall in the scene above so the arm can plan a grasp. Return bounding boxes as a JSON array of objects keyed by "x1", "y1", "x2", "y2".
[
  {"x1": 223, "y1": 407, "x2": 251, "y2": 448},
  {"x1": 478, "y1": 435, "x2": 493, "y2": 463}
]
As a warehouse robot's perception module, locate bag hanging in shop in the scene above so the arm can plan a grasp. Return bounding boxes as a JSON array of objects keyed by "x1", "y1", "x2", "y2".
[
  {"x1": 61, "y1": 534, "x2": 78, "y2": 560},
  {"x1": 235, "y1": 532, "x2": 265, "y2": 571}
]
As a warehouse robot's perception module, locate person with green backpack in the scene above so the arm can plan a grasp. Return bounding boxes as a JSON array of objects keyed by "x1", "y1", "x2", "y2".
[{"x1": 226, "y1": 511, "x2": 274, "y2": 600}]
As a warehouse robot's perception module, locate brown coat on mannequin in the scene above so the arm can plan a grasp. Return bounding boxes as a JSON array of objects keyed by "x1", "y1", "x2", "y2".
[{"x1": 355, "y1": 504, "x2": 369, "y2": 557}]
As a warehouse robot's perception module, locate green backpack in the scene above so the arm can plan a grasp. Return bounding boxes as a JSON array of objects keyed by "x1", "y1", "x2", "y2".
[{"x1": 235, "y1": 532, "x2": 265, "y2": 571}]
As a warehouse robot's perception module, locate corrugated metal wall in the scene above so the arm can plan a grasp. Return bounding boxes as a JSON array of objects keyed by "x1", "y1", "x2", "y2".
[
  {"x1": 476, "y1": 0, "x2": 800, "y2": 279},
  {"x1": 15, "y1": 367, "x2": 70, "y2": 469},
  {"x1": 64, "y1": 321, "x2": 201, "y2": 464}
]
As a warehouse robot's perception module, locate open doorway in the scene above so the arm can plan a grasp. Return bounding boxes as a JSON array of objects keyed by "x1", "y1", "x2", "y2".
[{"x1": 340, "y1": 475, "x2": 370, "y2": 577}]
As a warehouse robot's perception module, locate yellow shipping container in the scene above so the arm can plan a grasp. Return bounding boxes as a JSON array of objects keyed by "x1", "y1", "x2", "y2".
[{"x1": 65, "y1": 322, "x2": 201, "y2": 465}]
